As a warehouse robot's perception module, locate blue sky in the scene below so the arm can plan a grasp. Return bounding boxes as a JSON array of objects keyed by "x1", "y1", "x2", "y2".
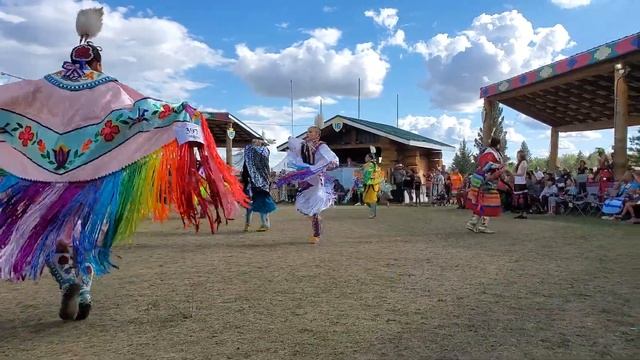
[{"x1": 0, "y1": 0, "x2": 638, "y2": 163}]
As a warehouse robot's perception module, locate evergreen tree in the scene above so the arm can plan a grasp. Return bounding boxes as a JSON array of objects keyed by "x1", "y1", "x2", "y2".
[
  {"x1": 629, "y1": 128, "x2": 640, "y2": 167},
  {"x1": 475, "y1": 105, "x2": 508, "y2": 157},
  {"x1": 519, "y1": 141, "x2": 532, "y2": 163},
  {"x1": 452, "y1": 139, "x2": 475, "y2": 175},
  {"x1": 575, "y1": 150, "x2": 586, "y2": 168}
]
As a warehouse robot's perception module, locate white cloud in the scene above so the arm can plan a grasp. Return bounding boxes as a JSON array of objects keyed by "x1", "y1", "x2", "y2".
[
  {"x1": 505, "y1": 126, "x2": 526, "y2": 143},
  {"x1": 517, "y1": 114, "x2": 549, "y2": 130},
  {"x1": 414, "y1": 10, "x2": 573, "y2": 112},
  {"x1": 305, "y1": 28, "x2": 341, "y2": 46},
  {"x1": 550, "y1": 0, "x2": 591, "y2": 9},
  {"x1": 322, "y1": 6, "x2": 337, "y2": 13},
  {"x1": 560, "y1": 131, "x2": 603, "y2": 140},
  {"x1": 297, "y1": 96, "x2": 338, "y2": 106},
  {"x1": 365, "y1": 8, "x2": 408, "y2": 50},
  {"x1": 559, "y1": 139, "x2": 576, "y2": 151},
  {"x1": 399, "y1": 114, "x2": 474, "y2": 145},
  {"x1": 0, "y1": 10, "x2": 25, "y2": 24},
  {"x1": 276, "y1": 22, "x2": 289, "y2": 29},
  {"x1": 0, "y1": 0, "x2": 229, "y2": 101},
  {"x1": 236, "y1": 105, "x2": 313, "y2": 166},
  {"x1": 233, "y1": 28, "x2": 390, "y2": 99},
  {"x1": 238, "y1": 104, "x2": 317, "y2": 124},
  {"x1": 364, "y1": 8, "x2": 399, "y2": 30},
  {"x1": 381, "y1": 29, "x2": 408, "y2": 50}
]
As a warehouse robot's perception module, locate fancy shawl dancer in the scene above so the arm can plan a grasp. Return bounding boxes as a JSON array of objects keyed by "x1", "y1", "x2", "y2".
[
  {"x1": 242, "y1": 139, "x2": 277, "y2": 232},
  {"x1": 362, "y1": 152, "x2": 383, "y2": 219},
  {"x1": 277, "y1": 119, "x2": 338, "y2": 244},
  {"x1": 465, "y1": 136, "x2": 505, "y2": 233},
  {"x1": 0, "y1": 8, "x2": 247, "y2": 321}
]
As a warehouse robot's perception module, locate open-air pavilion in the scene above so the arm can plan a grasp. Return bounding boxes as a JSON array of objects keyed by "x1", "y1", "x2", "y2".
[
  {"x1": 480, "y1": 32, "x2": 640, "y2": 178},
  {"x1": 202, "y1": 112, "x2": 261, "y2": 166}
]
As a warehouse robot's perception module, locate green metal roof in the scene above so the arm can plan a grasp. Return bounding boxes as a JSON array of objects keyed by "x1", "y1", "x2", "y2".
[{"x1": 333, "y1": 116, "x2": 454, "y2": 149}]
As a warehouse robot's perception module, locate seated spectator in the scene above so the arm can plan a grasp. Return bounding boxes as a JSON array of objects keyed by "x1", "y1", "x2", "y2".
[
  {"x1": 498, "y1": 170, "x2": 514, "y2": 212},
  {"x1": 540, "y1": 178, "x2": 559, "y2": 214},
  {"x1": 614, "y1": 172, "x2": 640, "y2": 223},
  {"x1": 602, "y1": 171, "x2": 639, "y2": 219},
  {"x1": 534, "y1": 167, "x2": 544, "y2": 182}
]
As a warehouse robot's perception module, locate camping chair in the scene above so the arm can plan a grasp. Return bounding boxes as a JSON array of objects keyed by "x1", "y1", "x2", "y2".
[
  {"x1": 565, "y1": 191, "x2": 590, "y2": 216},
  {"x1": 586, "y1": 183, "x2": 602, "y2": 215}
]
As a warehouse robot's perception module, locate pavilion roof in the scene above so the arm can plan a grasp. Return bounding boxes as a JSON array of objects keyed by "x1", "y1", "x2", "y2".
[{"x1": 480, "y1": 32, "x2": 640, "y2": 132}]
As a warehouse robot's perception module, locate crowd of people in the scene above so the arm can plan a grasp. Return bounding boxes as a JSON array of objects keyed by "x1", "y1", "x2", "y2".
[{"x1": 454, "y1": 150, "x2": 640, "y2": 224}]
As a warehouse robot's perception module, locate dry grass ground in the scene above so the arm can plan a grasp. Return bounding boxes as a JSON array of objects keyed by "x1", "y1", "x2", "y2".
[{"x1": 0, "y1": 205, "x2": 638, "y2": 360}]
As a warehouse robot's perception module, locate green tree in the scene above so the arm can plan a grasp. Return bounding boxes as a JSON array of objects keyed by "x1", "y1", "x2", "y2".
[
  {"x1": 519, "y1": 141, "x2": 532, "y2": 163},
  {"x1": 629, "y1": 128, "x2": 640, "y2": 166},
  {"x1": 475, "y1": 105, "x2": 508, "y2": 158},
  {"x1": 575, "y1": 150, "x2": 586, "y2": 168},
  {"x1": 530, "y1": 157, "x2": 549, "y2": 171},
  {"x1": 451, "y1": 139, "x2": 475, "y2": 175},
  {"x1": 558, "y1": 154, "x2": 578, "y2": 173}
]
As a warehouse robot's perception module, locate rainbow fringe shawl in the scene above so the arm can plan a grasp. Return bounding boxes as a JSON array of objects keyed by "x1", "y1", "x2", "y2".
[{"x1": 0, "y1": 120, "x2": 248, "y2": 281}]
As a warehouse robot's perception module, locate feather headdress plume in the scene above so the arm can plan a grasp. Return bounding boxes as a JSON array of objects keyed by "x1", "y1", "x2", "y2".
[
  {"x1": 76, "y1": 7, "x2": 104, "y2": 44},
  {"x1": 314, "y1": 113, "x2": 324, "y2": 129}
]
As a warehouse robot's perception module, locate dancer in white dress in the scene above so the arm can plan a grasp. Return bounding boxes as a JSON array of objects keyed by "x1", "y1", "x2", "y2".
[{"x1": 277, "y1": 126, "x2": 339, "y2": 244}]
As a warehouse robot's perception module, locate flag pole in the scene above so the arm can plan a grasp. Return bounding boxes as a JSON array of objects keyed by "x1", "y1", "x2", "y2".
[
  {"x1": 357, "y1": 77, "x2": 361, "y2": 119},
  {"x1": 290, "y1": 80, "x2": 294, "y2": 134}
]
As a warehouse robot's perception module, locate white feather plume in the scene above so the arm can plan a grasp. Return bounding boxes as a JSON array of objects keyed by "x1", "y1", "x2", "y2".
[
  {"x1": 76, "y1": 7, "x2": 104, "y2": 43},
  {"x1": 314, "y1": 113, "x2": 324, "y2": 129}
]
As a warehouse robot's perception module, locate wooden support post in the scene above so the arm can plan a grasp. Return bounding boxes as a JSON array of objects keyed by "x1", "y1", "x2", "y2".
[
  {"x1": 549, "y1": 127, "x2": 559, "y2": 171},
  {"x1": 613, "y1": 64, "x2": 629, "y2": 179},
  {"x1": 482, "y1": 98, "x2": 497, "y2": 146},
  {"x1": 226, "y1": 123, "x2": 233, "y2": 166}
]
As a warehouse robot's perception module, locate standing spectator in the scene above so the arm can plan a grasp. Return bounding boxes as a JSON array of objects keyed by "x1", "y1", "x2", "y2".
[
  {"x1": 450, "y1": 168, "x2": 463, "y2": 196},
  {"x1": 576, "y1": 160, "x2": 588, "y2": 195},
  {"x1": 404, "y1": 168, "x2": 416, "y2": 205},
  {"x1": 353, "y1": 171, "x2": 364, "y2": 206},
  {"x1": 433, "y1": 170, "x2": 445, "y2": 200},
  {"x1": 424, "y1": 170, "x2": 434, "y2": 203},
  {"x1": 456, "y1": 175, "x2": 470, "y2": 209},
  {"x1": 333, "y1": 179, "x2": 346, "y2": 204},
  {"x1": 513, "y1": 150, "x2": 529, "y2": 219},
  {"x1": 392, "y1": 164, "x2": 406, "y2": 203},
  {"x1": 444, "y1": 173, "x2": 453, "y2": 204},
  {"x1": 413, "y1": 169, "x2": 423, "y2": 206}
]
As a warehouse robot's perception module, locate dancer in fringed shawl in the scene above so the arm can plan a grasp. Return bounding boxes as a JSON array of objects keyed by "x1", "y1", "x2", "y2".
[
  {"x1": 277, "y1": 121, "x2": 339, "y2": 244},
  {"x1": 0, "y1": 8, "x2": 247, "y2": 321},
  {"x1": 465, "y1": 136, "x2": 505, "y2": 233},
  {"x1": 242, "y1": 139, "x2": 277, "y2": 232},
  {"x1": 362, "y1": 154, "x2": 383, "y2": 219}
]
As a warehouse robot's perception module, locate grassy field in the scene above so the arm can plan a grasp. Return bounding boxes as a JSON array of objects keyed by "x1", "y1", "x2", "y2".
[{"x1": 0, "y1": 205, "x2": 638, "y2": 359}]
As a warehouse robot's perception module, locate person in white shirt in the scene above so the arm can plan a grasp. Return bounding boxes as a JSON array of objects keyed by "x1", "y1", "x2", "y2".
[{"x1": 513, "y1": 150, "x2": 529, "y2": 219}]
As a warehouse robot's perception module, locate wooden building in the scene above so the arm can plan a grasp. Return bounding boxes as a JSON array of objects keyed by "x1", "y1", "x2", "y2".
[
  {"x1": 202, "y1": 112, "x2": 261, "y2": 166},
  {"x1": 479, "y1": 32, "x2": 640, "y2": 178},
  {"x1": 277, "y1": 115, "x2": 454, "y2": 177}
]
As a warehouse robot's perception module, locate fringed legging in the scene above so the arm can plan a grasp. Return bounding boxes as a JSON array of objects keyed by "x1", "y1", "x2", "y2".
[{"x1": 311, "y1": 215, "x2": 321, "y2": 237}]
